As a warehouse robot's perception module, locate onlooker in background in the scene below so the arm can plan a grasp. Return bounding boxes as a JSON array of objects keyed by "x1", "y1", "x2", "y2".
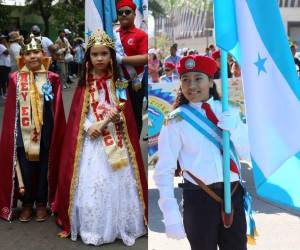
[
  {"x1": 231, "y1": 61, "x2": 241, "y2": 78},
  {"x1": 73, "y1": 38, "x2": 85, "y2": 77},
  {"x1": 31, "y1": 25, "x2": 58, "y2": 73},
  {"x1": 148, "y1": 51, "x2": 160, "y2": 83},
  {"x1": 212, "y1": 50, "x2": 232, "y2": 79},
  {"x1": 64, "y1": 28, "x2": 77, "y2": 80},
  {"x1": 0, "y1": 34, "x2": 11, "y2": 99},
  {"x1": 8, "y1": 31, "x2": 22, "y2": 72},
  {"x1": 208, "y1": 44, "x2": 216, "y2": 56},
  {"x1": 31, "y1": 25, "x2": 56, "y2": 58},
  {"x1": 115, "y1": 0, "x2": 148, "y2": 137},
  {"x1": 290, "y1": 45, "x2": 300, "y2": 76},
  {"x1": 164, "y1": 44, "x2": 181, "y2": 76},
  {"x1": 205, "y1": 47, "x2": 210, "y2": 56},
  {"x1": 159, "y1": 62, "x2": 179, "y2": 84},
  {"x1": 55, "y1": 30, "x2": 72, "y2": 89}
]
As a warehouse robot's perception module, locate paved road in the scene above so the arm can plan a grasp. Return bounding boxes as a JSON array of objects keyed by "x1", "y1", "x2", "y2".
[
  {"x1": 148, "y1": 164, "x2": 300, "y2": 250},
  {"x1": 0, "y1": 81, "x2": 148, "y2": 250}
]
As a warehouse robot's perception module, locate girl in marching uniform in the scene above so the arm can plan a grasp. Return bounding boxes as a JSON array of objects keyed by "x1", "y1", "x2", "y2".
[
  {"x1": 154, "y1": 55, "x2": 252, "y2": 250},
  {"x1": 54, "y1": 30, "x2": 147, "y2": 246}
]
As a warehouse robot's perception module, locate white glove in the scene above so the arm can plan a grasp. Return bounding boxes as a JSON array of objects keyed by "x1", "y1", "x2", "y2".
[
  {"x1": 116, "y1": 53, "x2": 124, "y2": 64},
  {"x1": 217, "y1": 110, "x2": 237, "y2": 133},
  {"x1": 165, "y1": 223, "x2": 186, "y2": 240}
]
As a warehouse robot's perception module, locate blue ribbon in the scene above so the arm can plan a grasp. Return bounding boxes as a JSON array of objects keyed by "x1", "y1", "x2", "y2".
[
  {"x1": 116, "y1": 88, "x2": 127, "y2": 100},
  {"x1": 42, "y1": 80, "x2": 54, "y2": 102}
]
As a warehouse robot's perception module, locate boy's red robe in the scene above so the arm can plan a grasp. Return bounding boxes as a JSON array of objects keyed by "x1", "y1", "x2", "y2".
[
  {"x1": 0, "y1": 71, "x2": 66, "y2": 221},
  {"x1": 53, "y1": 84, "x2": 148, "y2": 233}
]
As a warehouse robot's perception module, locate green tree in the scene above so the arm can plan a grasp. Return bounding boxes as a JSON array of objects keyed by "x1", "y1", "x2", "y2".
[
  {"x1": 52, "y1": 0, "x2": 84, "y2": 38},
  {"x1": 25, "y1": 0, "x2": 55, "y2": 36},
  {"x1": 149, "y1": 0, "x2": 164, "y2": 18},
  {"x1": 0, "y1": 1, "x2": 9, "y2": 33}
]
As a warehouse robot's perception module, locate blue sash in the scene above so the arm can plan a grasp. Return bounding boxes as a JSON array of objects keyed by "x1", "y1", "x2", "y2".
[
  {"x1": 171, "y1": 104, "x2": 241, "y2": 171},
  {"x1": 171, "y1": 104, "x2": 256, "y2": 241}
]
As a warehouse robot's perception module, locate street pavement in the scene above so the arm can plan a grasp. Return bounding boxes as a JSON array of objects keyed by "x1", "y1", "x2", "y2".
[
  {"x1": 148, "y1": 164, "x2": 300, "y2": 250},
  {"x1": 0, "y1": 81, "x2": 148, "y2": 250},
  {"x1": 1, "y1": 81, "x2": 300, "y2": 250}
]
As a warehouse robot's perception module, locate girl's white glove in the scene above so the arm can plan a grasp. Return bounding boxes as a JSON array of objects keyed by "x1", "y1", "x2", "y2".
[
  {"x1": 165, "y1": 223, "x2": 186, "y2": 240},
  {"x1": 217, "y1": 110, "x2": 237, "y2": 133}
]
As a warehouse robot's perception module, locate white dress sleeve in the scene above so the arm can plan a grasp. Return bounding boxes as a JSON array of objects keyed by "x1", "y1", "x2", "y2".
[
  {"x1": 153, "y1": 120, "x2": 183, "y2": 226},
  {"x1": 83, "y1": 108, "x2": 94, "y2": 132},
  {"x1": 230, "y1": 107, "x2": 251, "y2": 162}
]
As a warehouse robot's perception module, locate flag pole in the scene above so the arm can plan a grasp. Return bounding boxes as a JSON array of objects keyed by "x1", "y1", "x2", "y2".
[{"x1": 221, "y1": 49, "x2": 231, "y2": 214}]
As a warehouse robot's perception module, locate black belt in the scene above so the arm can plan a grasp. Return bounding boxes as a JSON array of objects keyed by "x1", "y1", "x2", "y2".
[{"x1": 179, "y1": 179, "x2": 239, "y2": 190}]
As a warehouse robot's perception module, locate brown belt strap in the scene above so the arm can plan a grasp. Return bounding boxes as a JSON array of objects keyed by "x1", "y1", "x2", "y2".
[{"x1": 184, "y1": 170, "x2": 239, "y2": 204}]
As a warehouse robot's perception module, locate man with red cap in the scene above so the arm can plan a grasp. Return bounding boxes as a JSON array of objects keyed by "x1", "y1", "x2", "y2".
[
  {"x1": 115, "y1": 0, "x2": 148, "y2": 137},
  {"x1": 211, "y1": 50, "x2": 232, "y2": 79},
  {"x1": 154, "y1": 55, "x2": 251, "y2": 250},
  {"x1": 159, "y1": 61, "x2": 179, "y2": 84}
]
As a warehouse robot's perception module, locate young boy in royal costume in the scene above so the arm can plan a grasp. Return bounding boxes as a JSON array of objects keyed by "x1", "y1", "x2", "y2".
[
  {"x1": 0, "y1": 36, "x2": 66, "y2": 222},
  {"x1": 154, "y1": 55, "x2": 256, "y2": 250},
  {"x1": 53, "y1": 30, "x2": 148, "y2": 246}
]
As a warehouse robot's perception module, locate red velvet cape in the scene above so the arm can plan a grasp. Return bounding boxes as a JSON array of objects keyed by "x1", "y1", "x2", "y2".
[
  {"x1": 0, "y1": 71, "x2": 66, "y2": 221},
  {"x1": 53, "y1": 84, "x2": 148, "y2": 233}
]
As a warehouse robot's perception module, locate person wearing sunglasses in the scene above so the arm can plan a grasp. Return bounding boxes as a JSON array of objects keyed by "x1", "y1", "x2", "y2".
[
  {"x1": 160, "y1": 62, "x2": 179, "y2": 84},
  {"x1": 115, "y1": 0, "x2": 148, "y2": 138}
]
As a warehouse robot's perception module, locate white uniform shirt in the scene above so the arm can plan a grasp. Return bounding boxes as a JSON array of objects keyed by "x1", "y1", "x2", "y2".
[
  {"x1": 9, "y1": 42, "x2": 21, "y2": 67},
  {"x1": 153, "y1": 97, "x2": 250, "y2": 226},
  {"x1": 41, "y1": 36, "x2": 54, "y2": 57},
  {"x1": 0, "y1": 44, "x2": 11, "y2": 67}
]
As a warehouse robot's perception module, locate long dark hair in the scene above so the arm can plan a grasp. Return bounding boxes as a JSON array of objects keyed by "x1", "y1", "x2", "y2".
[
  {"x1": 173, "y1": 79, "x2": 220, "y2": 109},
  {"x1": 78, "y1": 46, "x2": 120, "y2": 86}
]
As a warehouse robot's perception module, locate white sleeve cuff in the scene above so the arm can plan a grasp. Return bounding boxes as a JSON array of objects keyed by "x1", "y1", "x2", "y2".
[
  {"x1": 158, "y1": 198, "x2": 183, "y2": 226},
  {"x1": 83, "y1": 119, "x2": 92, "y2": 132}
]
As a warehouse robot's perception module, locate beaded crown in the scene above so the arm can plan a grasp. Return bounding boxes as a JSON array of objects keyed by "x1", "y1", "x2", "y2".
[
  {"x1": 21, "y1": 35, "x2": 43, "y2": 53},
  {"x1": 87, "y1": 29, "x2": 115, "y2": 50}
]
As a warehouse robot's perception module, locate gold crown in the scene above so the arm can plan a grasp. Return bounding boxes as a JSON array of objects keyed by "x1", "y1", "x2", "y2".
[
  {"x1": 87, "y1": 29, "x2": 115, "y2": 50},
  {"x1": 21, "y1": 35, "x2": 43, "y2": 53}
]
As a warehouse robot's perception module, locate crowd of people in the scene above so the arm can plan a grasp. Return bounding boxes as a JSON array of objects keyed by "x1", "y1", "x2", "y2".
[
  {"x1": 148, "y1": 42, "x2": 300, "y2": 85},
  {"x1": 0, "y1": 0, "x2": 148, "y2": 248},
  {"x1": 0, "y1": 25, "x2": 86, "y2": 100}
]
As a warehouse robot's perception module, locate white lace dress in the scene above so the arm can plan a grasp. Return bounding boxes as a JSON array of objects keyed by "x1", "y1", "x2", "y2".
[{"x1": 70, "y1": 105, "x2": 146, "y2": 246}]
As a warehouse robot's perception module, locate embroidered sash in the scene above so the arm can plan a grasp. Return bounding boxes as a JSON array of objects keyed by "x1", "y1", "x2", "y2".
[
  {"x1": 88, "y1": 78, "x2": 128, "y2": 170},
  {"x1": 18, "y1": 68, "x2": 46, "y2": 161},
  {"x1": 114, "y1": 31, "x2": 143, "y2": 91}
]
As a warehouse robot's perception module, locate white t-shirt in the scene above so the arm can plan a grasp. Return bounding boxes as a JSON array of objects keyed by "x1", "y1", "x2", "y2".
[
  {"x1": 41, "y1": 36, "x2": 53, "y2": 57},
  {"x1": 0, "y1": 44, "x2": 11, "y2": 67},
  {"x1": 9, "y1": 42, "x2": 21, "y2": 67}
]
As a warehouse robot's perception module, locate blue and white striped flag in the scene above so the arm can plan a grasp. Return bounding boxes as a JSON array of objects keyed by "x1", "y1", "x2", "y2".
[
  {"x1": 85, "y1": 0, "x2": 103, "y2": 43},
  {"x1": 85, "y1": 0, "x2": 117, "y2": 42},
  {"x1": 214, "y1": 0, "x2": 300, "y2": 211},
  {"x1": 134, "y1": 0, "x2": 147, "y2": 31}
]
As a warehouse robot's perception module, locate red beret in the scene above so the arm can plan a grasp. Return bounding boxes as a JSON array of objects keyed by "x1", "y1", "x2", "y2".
[
  {"x1": 164, "y1": 62, "x2": 175, "y2": 70},
  {"x1": 177, "y1": 55, "x2": 218, "y2": 78},
  {"x1": 116, "y1": 0, "x2": 137, "y2": 11},
  {"x1": 212, "y1": 50, "x2": 220, "y2": 60}
]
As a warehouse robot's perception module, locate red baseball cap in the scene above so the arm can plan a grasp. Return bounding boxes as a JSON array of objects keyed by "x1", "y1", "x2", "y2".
[
  {"x1": 164, "y1": 62, "x2": 175, "y2": 70},
  {"x1": 116, "y1": 0, "x2": 137, "y2": 11},
  {"x1": 177, "y1": 55, "x2": 218, "y2": 78}
]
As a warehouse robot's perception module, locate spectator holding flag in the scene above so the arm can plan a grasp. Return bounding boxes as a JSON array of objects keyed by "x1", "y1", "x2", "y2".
[{"x1": 115, "y1": 0, "x2": 148, "y2": 137}]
